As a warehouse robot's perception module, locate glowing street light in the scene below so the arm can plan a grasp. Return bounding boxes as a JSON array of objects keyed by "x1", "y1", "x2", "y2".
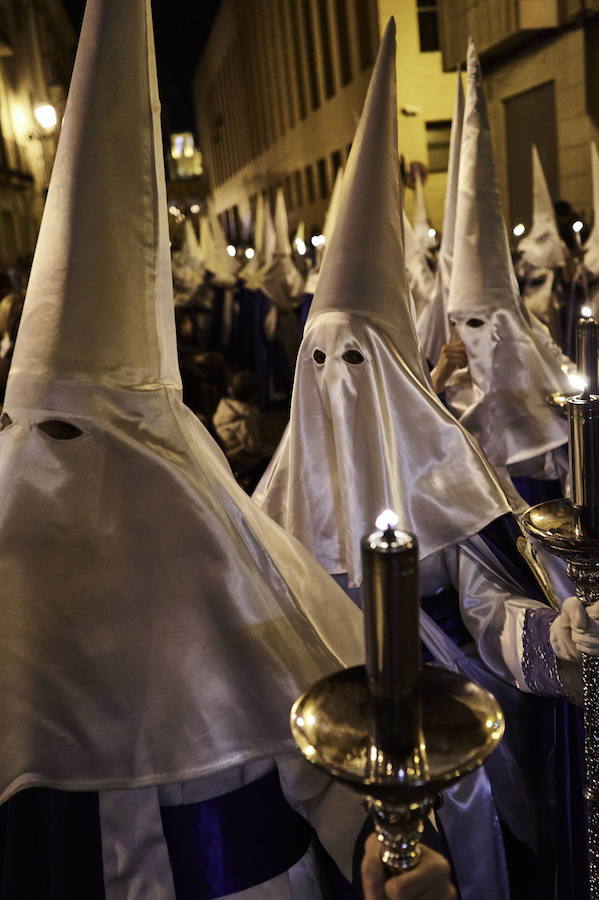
[
  {"x1": 226, "y1": 244, "x2": 236, "y2": 257},
  {"x1": 295, "y1": 238, "x2": 306, "y2": 256},
  {"x1": 311, "y1": 234, "x2": 326, "y2": 248},
  {"x1": 34, "y1": 104, "x2": 57, "y2": 130},
  {"x1": 513, "y1": 223, "x2": 525, "y2": 237},
  {"x1": 245, "y1": 247, "x2": 255, "y2": 259},
  {"x1": 581, "y1": 306, "x2": 593, "y2": 318},
  {"x1": 427, "y1": 227, "x2": 436, "y2": 239},
  {"x1": 190, "y1": 204, "x2": 200, "y2": 214},
  {"x1": 573, "y1": 220, "x2": 584, "y2": 234}
]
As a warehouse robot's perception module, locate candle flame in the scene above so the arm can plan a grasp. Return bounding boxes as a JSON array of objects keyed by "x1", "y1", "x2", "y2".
[
  {"x1": 569, "y1": 372, "x2": 588, "y2": 392},
  {"x1": 375, "y1": 509, "x2": 399, "y2": 531}
]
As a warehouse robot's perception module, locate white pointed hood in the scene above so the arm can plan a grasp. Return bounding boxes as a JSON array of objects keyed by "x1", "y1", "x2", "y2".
[
  {"x1": 0, "y1": 0, "x2": 363, "y2": 804},
  {"x1": 199, "y1": 214, "x2": 217, "y2": 274},
  {"x1": 304, "y1": 167, "x2": 345, "y2": 295},
  {"x1": 183, "y1": 217, "x2": 203, "y2": 269},
  {"x1": 237, "y1": 192, "x2": 265, "y2": 282},
  {"x1": 273, "y1": 186, "x2": 292, "y2": 256},
  {"x1": 207, "y1": 208, "x2": 238, "y2": 285},
  {"x1": 417, "y1": 67, "x2": 464, "y2": 362},
  {"x1": 241, "y1": 195, "x2": 276, "y2": 290},
  {"x1": 518, "y1": 145, "x2": 566, "y2": 271},
  {"x1": 254, "y1": 20, "x2": 510, "y2": 587},
  {"x1": 403, "y1": 207, "x2": 435, "y2": 318},
  {"x1": 445, "y1": 40, "x2": 568, "y2": 468},
  {"x1": 263, "y1": 188, "x2": 305, "y2": 308},
  {"x1": 412, "y1": 168, "x2": 436, "y2": 251},
  {"x1": 583, "y1": 142, "x2": 599, "y2": 278}
]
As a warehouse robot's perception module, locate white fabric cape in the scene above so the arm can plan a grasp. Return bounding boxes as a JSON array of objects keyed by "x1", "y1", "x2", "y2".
[{"x1": 0, "y1": 0, "x2": 364, "y2": 805}]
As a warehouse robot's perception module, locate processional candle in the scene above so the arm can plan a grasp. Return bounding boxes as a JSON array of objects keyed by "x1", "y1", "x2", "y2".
[
  {"x1": 360, "y1": 510, "x2": 425, "y2": 780},
  {"x1": 576, "y1": 316, "x2": 599, "y2": 394},
  {"x1": 569, "y1": 391, "x2": 599, "y2": 536}
]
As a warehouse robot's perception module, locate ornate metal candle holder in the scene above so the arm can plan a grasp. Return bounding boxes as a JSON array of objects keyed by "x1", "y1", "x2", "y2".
[
  {"x1": 522, "y1": 498, "x2": 599, "y2": 897},
  {"x1": 522, "y1": 387, "x2": 599, "y2": 897},
  {"x1": 291, "y1": 518, "x2": 504, "y2": 875},
  {"x1": 290, "y1": 665, "x2": 504, "y2": 873}
]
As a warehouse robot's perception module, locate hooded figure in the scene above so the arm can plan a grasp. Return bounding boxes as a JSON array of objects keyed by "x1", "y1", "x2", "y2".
[
  {"x1": 172, "y1": 217, "x2": 205, "y2": 304},
  {"x1": 255, "y1": 23, "x2": 509, "y2": 591},
  {"x1": 261, "y1": 187, "x2": 305, "y2": 369},
  {"x1": 412, "y1": 166, "x2": 437, "y2": 255},
  {"x1": 445, "y1": 42, "x2": 570, "y2": 477},
  {"x1": 516, "y1": 145, "x2": 566, "y2": 344},
  {"x1": 255, "y1": 23, "x2": 594, "y2": 899},
  {"x1": 403, "y1": 207, "x2": 435, "y2": 319},
  {"x1": 417, "y1": 67, "x2": 464, "y2": 365},
  {"x1": 304, "y1": 165, "x2": 345, "y2": 298},
  {"x1": 0, "y1": 1, "x2": 366, "y2": 897}
]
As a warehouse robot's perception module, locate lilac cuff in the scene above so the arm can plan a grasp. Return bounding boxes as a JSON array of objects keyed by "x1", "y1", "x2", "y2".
[{"x1": 522, "y1": 607, "x2": 568, "y2": 697}]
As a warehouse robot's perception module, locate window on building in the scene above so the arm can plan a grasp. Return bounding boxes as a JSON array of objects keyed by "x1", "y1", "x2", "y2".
[
  {"x1": 303, "y1": 0, "x2": 321, "y2": 111},
  {"x1": 334, "y1": 0, "x2": 352, "y2": 86},
  {"x1": 354, "y1": 0, "x2": 375, "y2": 70},
  {"x1": 305, "y1": 164, "x2": 316, "y2": 204},
  {"x1": 331, "y1": 149, "x2": 343, "y2": 178},
  {"x1": 317, "y1": 0, "x2": 335, "y2": 99},
  {"x1": 285, "y1": 175, "x2": 294, "y2": 210},
  {"x1": 295, "y1": 170, "x2": 305, "y2": 206},
  {"x1": 317, "y1": 157, "x2": 328, "y2": 199},
  {"x1": 291, "y1": 0, "x2": 308, "y2": 120},
  {"x1": 426, "y1": 120, "x2": 451, "y2": 171},
  {"x1": 417, "y1": 0, "x2": 439, "y2": 53}
]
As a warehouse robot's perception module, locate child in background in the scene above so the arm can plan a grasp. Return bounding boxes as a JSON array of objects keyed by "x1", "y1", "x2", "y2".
[{"x1": 213, "y1": 370, "x2": 274, "y2": 490}]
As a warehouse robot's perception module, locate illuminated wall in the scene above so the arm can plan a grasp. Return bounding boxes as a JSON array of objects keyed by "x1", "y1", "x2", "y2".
[{"x1": 0, "y1": 0, "x2": 74, "y2": 269}]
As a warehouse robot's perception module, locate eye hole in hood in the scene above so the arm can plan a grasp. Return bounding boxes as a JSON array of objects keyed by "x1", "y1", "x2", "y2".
[
  {"x1": 465, "y1": 318, "x2": 485, "y2": 328},
  {"x1": 342, "y1": 349, "x2": 364, "y2": 365},
  {"x1": 313, "y1": 349, "x2": 326, "y2": 365},
  {"x1": 0, "y1": 412, "x2": 12, "y2": 431},
  {"x1": 38, "y1": 420, "x2": 84, "y2": 441}
]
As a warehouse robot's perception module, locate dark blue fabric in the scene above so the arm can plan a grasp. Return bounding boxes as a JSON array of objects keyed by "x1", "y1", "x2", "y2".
[
  {"x1": 478, "y1": 512, "x2": 548, "y2": 606},
  {"x1": 511, "y1": 475, "x2": 563, "y2": 507},
  {"x1": 229, "y1": 286, "x2": 257, "y2": 372},
  {"x1": 0, "y1": 788, "x2": 105, "y2": 900},
  {"x1": 253, "y1": 290, "x2": 292, "y2": 409},
  {"x1": 161, "y1": 769, "x2": 312, "y2": 899},
  {"x1": 298, "y1": 292, "x2": 313, "y2": 338}
]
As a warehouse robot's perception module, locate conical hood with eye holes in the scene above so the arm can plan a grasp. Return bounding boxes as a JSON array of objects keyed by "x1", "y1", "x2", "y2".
[
  {"x1": 518, "y1": 145, "x2": 565, "y2": 272},
  {"x1": 0, "y1": 0, "x2": 364, "y2": 806},
  {"x1": 445, "y1": 39, "x2": 568, "y2": 467},
  {"x1": 254, "y1": 19, "x2": 510, "y2": 587}
]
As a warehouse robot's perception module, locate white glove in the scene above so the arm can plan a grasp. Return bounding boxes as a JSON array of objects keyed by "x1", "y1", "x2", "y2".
[
  {"x1": 550, "y1": 596, "x2": 585, "y2": 661},
  {"x1": 550, "y1": 595, "x2": 599, "y2": 660}
]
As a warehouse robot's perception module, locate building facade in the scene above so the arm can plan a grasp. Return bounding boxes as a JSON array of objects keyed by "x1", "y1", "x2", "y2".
[
  {"x1": 193, "y1": 0, "x2": 457, "y2": 241},
  {"x1": 0, "y1": 0, "x2": 75, "y2": 271},
  {"x1": 438, "y1": 0, "x2": 599, "y2": 231}
]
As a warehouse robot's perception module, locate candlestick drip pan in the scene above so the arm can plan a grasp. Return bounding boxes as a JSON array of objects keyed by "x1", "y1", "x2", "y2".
[{"x1": 290, "y1": 665, "x2": 504, "y2": 804}]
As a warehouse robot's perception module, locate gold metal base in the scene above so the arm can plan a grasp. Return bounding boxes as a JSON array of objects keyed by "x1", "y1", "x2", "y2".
[{"x1": 291, "y1": 666, "x2": 503, "y2": 802}]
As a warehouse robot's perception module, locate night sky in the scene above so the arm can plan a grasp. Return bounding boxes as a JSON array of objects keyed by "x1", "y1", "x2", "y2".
[{"x1": 62, "y1": 0, "x2": 221, "y2": 132}]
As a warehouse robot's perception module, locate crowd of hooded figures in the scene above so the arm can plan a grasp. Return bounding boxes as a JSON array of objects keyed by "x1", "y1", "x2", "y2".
[{"x1": 1, "y1": 2, "x2": 599, "y2": 899}]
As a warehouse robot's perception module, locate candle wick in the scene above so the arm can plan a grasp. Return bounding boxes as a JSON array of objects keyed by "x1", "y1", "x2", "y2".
[{"x1": 383, "y1": 525, "x2": 395, "y2": 545}]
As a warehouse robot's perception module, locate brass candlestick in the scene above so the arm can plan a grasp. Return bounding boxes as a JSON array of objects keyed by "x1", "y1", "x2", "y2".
[
  {"x1": 290, "y1": 517, "x2": 504, "y2": 875},
  {"x1": 522, "y1": 392, "x2": 599, "y2": 898}
]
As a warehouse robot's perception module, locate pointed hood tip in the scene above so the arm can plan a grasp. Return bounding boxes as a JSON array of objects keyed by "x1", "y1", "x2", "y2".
[
  {"x1": 306, "y1": 13, "x2": 421, "y2": 374},
  {"x1": 7, "y1": 0, "x2": 180, "y2": 409}
]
